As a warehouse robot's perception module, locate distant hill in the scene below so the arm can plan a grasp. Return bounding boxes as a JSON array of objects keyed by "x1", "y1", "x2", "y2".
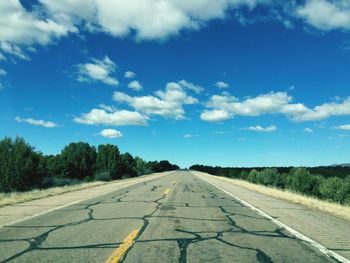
[{"x1": 330, "y1": 163, "x2": 350, "y2": 167}]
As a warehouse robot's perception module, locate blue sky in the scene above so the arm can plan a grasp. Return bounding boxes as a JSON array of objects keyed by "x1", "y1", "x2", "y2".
[{"x1": 0, "y1": 0, "x2": 350, "y2": 168}]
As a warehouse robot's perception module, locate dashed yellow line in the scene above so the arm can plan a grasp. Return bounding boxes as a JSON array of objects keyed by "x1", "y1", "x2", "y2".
[
  {"x1": 172, "y1": 180, "x2": 176, "y2": 185},
  {"x1": 163, "y1": 188, "x2": 171, "y2": 195},
  {"x1": 105, "y1": 228, "x2": 140, "y2": 263}
]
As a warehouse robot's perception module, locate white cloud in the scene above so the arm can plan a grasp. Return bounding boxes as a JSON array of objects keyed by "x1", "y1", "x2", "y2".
[
  {"x1": 297, "y1": 0, "x2": 350, "y2": 31},
  {"x1": 76, "y1": 56, "x2": 118, "y2": 86},
  {"x1": 201, "y1": 91, "x2": 350, "y2": 122},
  {"x1": 303, "y1": 127, "x2": 314, "y2": 133},
  {"x1": 178, "y1": 79, "x2": 204, "y2": 94},
  {"x1": 2, "y1": 0, "x2": 350, "y2": 65},
  {"x1": 39, "y1": 0, "x2": 268, "y2": 41},
  {"x1": 15, "y1": 116, "x2": 57, "y2": 128},
  {"x1": 0, "y1": 1, "x2": 75, "y2": 47},
  {"x1": 100, "y1": 128, "x2": 123, "y2": 138},
  {"x1": 113, "y1": 82, "x2": 198, "y2": 119},
  {"x1": 0, "y1": 69, "x2": 6, "y2": 76},
  {"x1": 282, "y1": 97, "x2": 350, "y2": 121},
  {"x1": 1, "y1": 42, "x2": 29, "y2": 60},
  {"x1": 245, "y1": 125, "x2": 277, "y2": 132},
  {"x1": 98, "y1": 104, "x2": 117, "y2": 112},
  {"x1": 334, "y1": 124, "x2": 350, "y2": 131},
  {"x1": 200, "y1": 109, "x2": 230, "y2": 122},
  {"x1": 215, "y1": 81, "x2": 229, "y2": 89},
  {"x1": 74, "y1": 108, "x2": 148, "y2": 126},
  {"x1": 124, "y1": 71, "x2": 136, "y2": 78},
  {"x1": 127, "y1": 80, "x2": 143, "y2": 91}
]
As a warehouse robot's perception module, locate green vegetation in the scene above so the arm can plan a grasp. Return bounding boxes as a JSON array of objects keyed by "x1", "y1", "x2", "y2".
[
  {"x1": 190, "y1": 165, "x2": 350, "y2": 205},
  {"x1": 0, "y1": 137, "x2": 179, "y2": 192}
]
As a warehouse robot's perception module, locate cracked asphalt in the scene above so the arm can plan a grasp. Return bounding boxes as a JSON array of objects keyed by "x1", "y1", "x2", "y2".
[{"x1": 0, "y1": 171, "x2": 337, "y2": 262}]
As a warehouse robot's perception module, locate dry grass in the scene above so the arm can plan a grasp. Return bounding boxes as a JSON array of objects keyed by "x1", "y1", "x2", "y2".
[
  {"x1": 217, "y1": 176, "x2": 350, "y2": 222},
  {"x1": 0, "y1": 181, "x2": 107, "y2": 208}
]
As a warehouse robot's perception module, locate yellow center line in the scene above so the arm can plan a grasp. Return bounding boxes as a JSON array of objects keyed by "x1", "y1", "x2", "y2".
[
  {"x1": 105, "y1": 228, "x2": 141, "y2": 263},
  {"x1": 172, "y1": 180, "x2": 176, "y2": 185},
  {"x1": 163, "y1": 188, "x2": 171, "y2": 195}
]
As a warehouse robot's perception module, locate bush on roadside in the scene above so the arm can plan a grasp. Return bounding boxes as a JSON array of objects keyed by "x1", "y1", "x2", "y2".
[
  {"x1": 319, "y1": 176, "x2": 350, "y2": 204},
  {"x1": 286, "y1": 167, "x2": 323, "y2": 196},
  {"x1": 94, "y1": 171, "x2": 112, "y2": 182},
  {"x1": 0, "y1": 137, "x2": 42, "y2": 192},
  {"x1": 42, "y1": 177, "x2": 81, "y2": 188},
  {"x1": 190, "y1": 164, "x2": 350, "y2": 205},
  {"x1": 60, "y1": 142, "x2": 97, "y2": 180}
]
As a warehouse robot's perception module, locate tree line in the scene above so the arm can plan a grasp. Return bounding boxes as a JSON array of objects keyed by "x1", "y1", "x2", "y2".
[
  {"x1": 190, "y1": 165, "x2": 350, "y2": 205},
  {"x1": 0, "y1": 137, "x2": 179, "y2": 192}
]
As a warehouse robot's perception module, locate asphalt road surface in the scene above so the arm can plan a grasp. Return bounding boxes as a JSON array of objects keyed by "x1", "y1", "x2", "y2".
[{"x1": 0, "y1": 171, "x2": 338, "y2": 262}]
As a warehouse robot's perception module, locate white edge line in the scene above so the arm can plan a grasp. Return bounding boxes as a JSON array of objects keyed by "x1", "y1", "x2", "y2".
[
  {"x1": 0, "y1": 173, "x2": 169, "y2": 229},
  {"x1": 194, "y1": 172, "x2": 349, "y2": 263}
]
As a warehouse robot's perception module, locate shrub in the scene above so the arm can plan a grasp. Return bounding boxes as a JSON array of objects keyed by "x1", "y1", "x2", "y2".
[
  {"x1": 320, "y1": 176, "x2": 350, "y2": 204},
  {"x1": 94, "y1": 171, "x2": 112, "y2": 181},
  {"x1": 60, "y1": 142, "x2": 97, "y2": 180},
  {"x1": 95, "y1": 144, "x2": 121, "y2": 179},
  {"x1": 0, "y1": 137, "x2": 42, "y2": 192},
  {"x1": 286, "y1": 167, "x2": 322, "y2": 196},
  {"x1": 42, "y1": 177, "x2": 80, "y2": 188}
]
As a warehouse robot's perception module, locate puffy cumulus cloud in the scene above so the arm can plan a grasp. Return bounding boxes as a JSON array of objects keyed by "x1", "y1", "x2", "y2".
[
  {"x1": 124, "y1": 71, "x2": 136, "y2": 78},
  {"x1": 297, "y1": 0, "x2": 350, "y2": 31},
  {"x1": 127, "y1": 80, "x2": 143, "y2": 91},
  {"x1": 245, "y1": 125, "x2": 277, "y2": 132},
  {"x1": 282, "y1": 97, "x2": 350, "y2": 121},
  {"x1": 205, "y1": 92, "x2": 291, "y2": 116},
  {"x1": 201, "y1": 91, "x2": 350, "y2": 122},
  {"x1": 334, "y1": 124, "x2": 350, "y2": 130},
  {"x1": 99, "y1": 128, "x2": 123, "y2": 138},
  {"x1": 39, "y1": 0, "x2": 96, "y2": 21},
  {"x1": 15, "y1": 116, "x2": 57, "y2": 128},
  {"x1": 2, "y1": 0, "x2": 350, "y2": 63},
  {"x1": 200, "y1": 109, "x2": 231, "y2": 122},
  {"x1": 178, "y1": 80, "x2": 204, "y2": 94},
  {"x1": 74, "y1": 108, "x2": 148, "y2": 126},
  {"x1": 113, "y1": 82, "x2": 198, "y2": 120},
  {"x1": 0, "y1": 1, "x2": 75, "y2": 48},
  {"x1": 39, "y1": 0, "x2": 269, "y2": 41},
  {"x1": 76, "y1": 56, "x2": 119, "y2": 86},
  {"x1": 215, "y1": 81, "x2": 229, "y2": 89}
]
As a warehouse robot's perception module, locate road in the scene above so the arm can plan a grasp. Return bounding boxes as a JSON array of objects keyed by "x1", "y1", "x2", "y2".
[{"x1": 0, "y1": 171, "x2": 339, "y2": 262}]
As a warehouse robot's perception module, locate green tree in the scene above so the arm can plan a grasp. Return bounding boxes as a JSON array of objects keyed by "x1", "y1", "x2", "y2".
[
  {"x1": 95, "y1": 144, "x2": 121, "y2": 180},
  {"x1": 286, "y1": 167, "x2": 322, "y2": 196},
  {"x1": 319, "y1": 176, "x2": 350, "y2": 204},
  {"x1": 119, "y1": 152, "x2": 137, "y2": 178},
  {"x1": 0, "y1": 137, "x2": 42, "y2": 191},
  {"x1": 134, "y1": 157, "x2": 152, "y2": 176},
  {"x1": 60, "y1": 142, "x2": 97, "y2": 180}
]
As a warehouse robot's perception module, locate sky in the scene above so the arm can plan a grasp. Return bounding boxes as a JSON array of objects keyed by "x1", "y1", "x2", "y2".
[{"x1": 0, "y1": 0, "x2": 350, "y2": 168}]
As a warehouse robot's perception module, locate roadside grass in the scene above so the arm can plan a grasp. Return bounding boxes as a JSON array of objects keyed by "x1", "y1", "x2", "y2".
[
  {"x1": 217, "y1": 176, "x2": 350, "y2": 222},
  {"x1": 0, "y1": 181, "x2": 107, "y2": 208}
]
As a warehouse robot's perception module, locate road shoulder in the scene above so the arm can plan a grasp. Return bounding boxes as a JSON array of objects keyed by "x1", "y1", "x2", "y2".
[
  {"x1": 193, "y1": 171, "x2": 350, "y2": 262},
  {"x1": 0, "y1": 172, "x2": 170, "y2": 228}
]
